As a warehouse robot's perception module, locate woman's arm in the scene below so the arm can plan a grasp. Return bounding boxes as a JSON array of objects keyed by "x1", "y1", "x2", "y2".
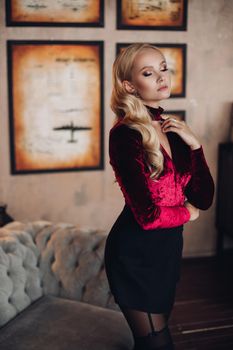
[
  {"x1": 160, "y1": 116, "x2": 215, "y2": 211},
  {"x1": 109, "y1": 124, "x2": 191, "y2": 230},
  {"x1": 184, "y1": 146, "x2": 215, "y2": 210}
]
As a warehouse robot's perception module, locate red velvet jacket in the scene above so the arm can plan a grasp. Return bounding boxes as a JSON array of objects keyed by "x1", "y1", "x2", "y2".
[{"x1": 109, "y1": 105, "x2": 215, "y2": 230}]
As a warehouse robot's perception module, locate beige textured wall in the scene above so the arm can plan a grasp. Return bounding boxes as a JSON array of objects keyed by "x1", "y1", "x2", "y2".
[{"x1": 0, "y1": 0, "x2": 232, "y2": 257}]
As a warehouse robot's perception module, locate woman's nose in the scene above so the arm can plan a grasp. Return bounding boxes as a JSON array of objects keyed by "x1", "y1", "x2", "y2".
[{"x1": 157, "y1": 74, "x2": 164, "y2": 83}]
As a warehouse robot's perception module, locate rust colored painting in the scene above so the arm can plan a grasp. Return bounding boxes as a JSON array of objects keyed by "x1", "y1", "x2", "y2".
[
  {"x1": 117, "y1": 0, "x2": 187, "y2": 30},
  {"x1": 7, "y1": 40, "x2": 104, "y2": 174},
  {"x1": 117, "y1": 43, "x2": 186, "y2": 98},
  {"x1": 6, "y1": 0, "x2": 104, "y2": 27}
]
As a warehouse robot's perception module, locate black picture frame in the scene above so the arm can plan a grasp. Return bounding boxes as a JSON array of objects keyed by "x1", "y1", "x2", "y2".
[
  {"x1": 6, "y1": 0, "x2": 104, "y2": 27},
  {"x1": 117, "y1": 0, "x2": 188, "y2": 31},
  {"x1": 163, "y1": 110, "x2": 186, "y2": 122},
  {"x1": 7, "y1": 40, "x2": 104, "y2": 175}
]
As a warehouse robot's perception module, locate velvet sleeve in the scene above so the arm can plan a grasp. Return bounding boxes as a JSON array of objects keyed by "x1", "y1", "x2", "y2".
[
  {"x1": 109, "y1": 124, "x2": 191, "y2": 230},
  {"x1": 184, "y1": 146, "x2": 215, "y2": 210}
]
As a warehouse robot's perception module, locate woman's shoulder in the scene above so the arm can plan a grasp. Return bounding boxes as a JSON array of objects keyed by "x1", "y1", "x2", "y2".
[{"x1": 109, "y1": 121, "x2": 142, "y2": 143}]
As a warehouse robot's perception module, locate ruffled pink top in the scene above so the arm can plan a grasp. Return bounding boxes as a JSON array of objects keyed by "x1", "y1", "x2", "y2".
[{"x1": 109, "y1": 105, "x2": 215, "y2": 230}]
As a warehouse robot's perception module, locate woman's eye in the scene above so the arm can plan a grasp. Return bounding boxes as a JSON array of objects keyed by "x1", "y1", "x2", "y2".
[
  {"x1": 161, "y1": 67, "x2": 168, "y2": 71},
  {"x1": 142, "y1": 71, "x2": 152, "y2": 77}
]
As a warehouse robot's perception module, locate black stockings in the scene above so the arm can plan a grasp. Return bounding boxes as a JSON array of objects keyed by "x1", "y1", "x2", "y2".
[{"x1": 118, "y1": 305, "x2": 174, "y2": 350}]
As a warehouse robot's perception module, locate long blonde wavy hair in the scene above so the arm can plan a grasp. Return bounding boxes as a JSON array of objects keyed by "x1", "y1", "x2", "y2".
[{"x1": 111, "y1": 43, "x2": 166, "y2": 180}]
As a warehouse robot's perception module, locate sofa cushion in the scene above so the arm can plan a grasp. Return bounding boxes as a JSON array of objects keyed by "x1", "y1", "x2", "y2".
[{"x1": 0, "y1": 295, "x2": 133, "y2": 350}]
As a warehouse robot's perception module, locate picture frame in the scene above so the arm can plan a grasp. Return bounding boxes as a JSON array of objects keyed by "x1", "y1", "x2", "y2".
[
  {"x1": 116, "y1": 43, "x2": 187, "y2": 98},
  {"x1": 117, "y1": 0, "x2": 188, "y2": 31},
  {"x1": 6, "y1": 0, "x2": 104, "y2": 27},
  {"x1": 7, "y1": 40, "x2": 104, "y2": 174},
  {"x1": 162, "y1": 110, "x2": 186, "y2": 122}
]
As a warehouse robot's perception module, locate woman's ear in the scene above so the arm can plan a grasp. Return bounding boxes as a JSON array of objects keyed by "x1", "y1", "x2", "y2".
[{"x1": 122, "y1": 80, "x2": 136, "y2": 94}]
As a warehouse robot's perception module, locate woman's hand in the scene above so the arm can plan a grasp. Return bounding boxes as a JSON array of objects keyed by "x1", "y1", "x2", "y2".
[
  {"x1": 161, "y1": 116, "x2": 201, "y2": 150},
  {"x1": 184, "y1": 201, "x2": 200, "y2": 221}
]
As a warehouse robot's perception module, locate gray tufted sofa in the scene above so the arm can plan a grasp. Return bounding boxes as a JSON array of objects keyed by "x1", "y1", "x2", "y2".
[{"x1": 0, "y1": 221, "x2": 134, "y2": 350}]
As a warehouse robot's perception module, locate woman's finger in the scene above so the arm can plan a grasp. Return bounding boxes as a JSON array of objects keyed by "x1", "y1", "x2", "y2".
[
  {"x1": 162, "y1": 121, "x2": 182, "y2": 130},
  {"x1": 162, "y1": 118, "x2": 180, "y2": 126},
  {"x1": 162, "y1": 126, "x2": 180, "y2": 133}
]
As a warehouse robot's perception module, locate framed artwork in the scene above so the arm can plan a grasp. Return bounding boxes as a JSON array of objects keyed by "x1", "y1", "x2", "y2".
[
  {"x1": 116, "y1": 43, "x2": 186, "y2": 98},
  {"x1": 162, "y1": 110, "x2": 186, "y2": 122},
  {"x1": 7, "y1": 40, "x2": 104, "y2": 174},
  {"x1": 117, "y1": 0, "x2": 188, "y2": 31},
  {"x1": 6, "y1": 0, "x2": 104, "y2": 27}
]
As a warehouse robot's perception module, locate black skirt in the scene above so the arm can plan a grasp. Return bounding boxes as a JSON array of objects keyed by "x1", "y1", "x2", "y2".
[{"x1": 104, "y1": 204, "x2": 184, "y2": 313}]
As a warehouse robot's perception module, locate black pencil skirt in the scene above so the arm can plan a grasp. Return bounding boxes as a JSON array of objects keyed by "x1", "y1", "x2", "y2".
[{"x1": 104, "y1": 204, "x2": 184, "y2": 314}]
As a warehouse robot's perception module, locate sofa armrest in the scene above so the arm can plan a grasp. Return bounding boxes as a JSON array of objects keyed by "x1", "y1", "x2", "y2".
[{"x1": 0, "y1": 221, "x2": 47, "y2": 327}]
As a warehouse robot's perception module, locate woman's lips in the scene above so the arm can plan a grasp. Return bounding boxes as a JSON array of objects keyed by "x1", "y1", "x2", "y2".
[{"x1": 158, "y1": 85, "x2": 168, "y2": 91}]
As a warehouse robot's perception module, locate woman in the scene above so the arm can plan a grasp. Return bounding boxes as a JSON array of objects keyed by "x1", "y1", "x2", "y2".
[{"x1": 104, "y1": 43, "x2": 215, "y2": 350}]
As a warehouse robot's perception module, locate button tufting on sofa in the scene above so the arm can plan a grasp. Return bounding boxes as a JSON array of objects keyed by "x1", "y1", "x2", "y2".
[{"x1": 0, "y1": 220, "x2": 130, "y2": 350}]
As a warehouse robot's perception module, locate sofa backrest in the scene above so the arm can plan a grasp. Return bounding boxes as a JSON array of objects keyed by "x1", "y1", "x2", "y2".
[{"x1": 0, "y1": 221, "x2": 118, "y2": 327}]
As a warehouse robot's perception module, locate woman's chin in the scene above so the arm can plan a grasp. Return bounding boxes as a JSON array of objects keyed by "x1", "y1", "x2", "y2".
[{"x1": 156, "y1": 90, "x2": 171, "y2": 100}]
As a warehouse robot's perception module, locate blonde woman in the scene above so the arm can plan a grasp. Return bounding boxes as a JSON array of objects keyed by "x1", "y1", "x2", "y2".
[{"x1": 104, "y1": 43, "x2": 214, "y2": 350}]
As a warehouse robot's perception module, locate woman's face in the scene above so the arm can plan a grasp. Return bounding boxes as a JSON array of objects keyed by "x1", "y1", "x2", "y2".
[{"x1": 126, "y1": 48, "x2": 171, "y2": 107}]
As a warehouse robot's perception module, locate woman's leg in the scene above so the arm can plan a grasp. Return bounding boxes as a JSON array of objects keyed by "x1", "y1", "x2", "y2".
[{"x1": 118, "y1": 305, "x2": 174, "y2": 350}]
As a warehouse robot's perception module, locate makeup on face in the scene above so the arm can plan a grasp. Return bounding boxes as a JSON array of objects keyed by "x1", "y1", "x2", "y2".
[
  {"x1": 139, "y1": 59, "x2": 167, "y2": 74},
  {"x1": 157, "y1": 85, "x2": 168, "y2": 91},
  {"x1": 131, "y1": 49, "x2": 171, "y2": 104}
]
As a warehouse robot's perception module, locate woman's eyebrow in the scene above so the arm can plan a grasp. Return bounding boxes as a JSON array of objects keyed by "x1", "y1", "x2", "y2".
[
  {"x1": 139, "y1": 60, "x2": 166, "y2": 72},
  {"x1": 160, "y1": 60, "x2": 166, "y2": 65}
]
